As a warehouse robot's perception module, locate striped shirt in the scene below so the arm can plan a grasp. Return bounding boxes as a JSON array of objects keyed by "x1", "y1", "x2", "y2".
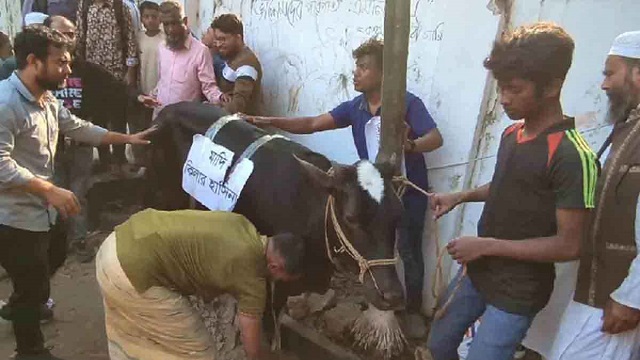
[{"x1": 469, "y1": 118, "x2": 599, "y2": 315}]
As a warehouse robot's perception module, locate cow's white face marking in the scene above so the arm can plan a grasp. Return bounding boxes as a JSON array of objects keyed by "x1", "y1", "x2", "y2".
[{"x1": 356, "y1": 161, "x2": 384, "y2": 203}]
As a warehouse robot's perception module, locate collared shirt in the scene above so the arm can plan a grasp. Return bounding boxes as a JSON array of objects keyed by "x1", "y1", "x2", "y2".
[
  {"x1": 76, "y1": 0, "x2": 138, "y2": 80},
  {"x1": 153, "y1": 35, "x2": 221, "y2": 114},
  {"x1": 0, "y1": 57, "x2": 17, "y2": 81},
  {"x1": 329, "y1": 91, "x2": 436, "y2": 194},
  {"x1": 0, "y1": 73, "x2": 107, "y2": 231}
]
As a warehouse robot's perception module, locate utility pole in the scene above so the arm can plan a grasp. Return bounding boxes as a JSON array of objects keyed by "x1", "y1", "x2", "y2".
[{"x1": 375, "y1": 0, "x2": 411, "y2": 173}]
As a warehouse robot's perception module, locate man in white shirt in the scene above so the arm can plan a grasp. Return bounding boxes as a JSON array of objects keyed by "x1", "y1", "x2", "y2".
[{"x1": 546, "y1": 30, "x2": 640, "y2": 360}]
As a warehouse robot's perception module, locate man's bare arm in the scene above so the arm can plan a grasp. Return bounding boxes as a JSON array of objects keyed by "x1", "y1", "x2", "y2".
[
  {"x1": 246, "y1": 113, "x2": 337, "y2": 134},
  {"x1": 408, "y1": 128, "x2": 443, "y2": 153},
  {"x1": 238, "y1": 313, "x2": 262, "y2": 360},
  {"x1": 485, "y1": 208, "x2": 586, "y2": 262}
]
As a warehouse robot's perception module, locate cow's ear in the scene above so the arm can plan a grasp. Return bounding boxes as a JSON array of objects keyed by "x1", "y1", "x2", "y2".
[{"x1": 294, "y1": 155, "x2": 334, "y2": 190}]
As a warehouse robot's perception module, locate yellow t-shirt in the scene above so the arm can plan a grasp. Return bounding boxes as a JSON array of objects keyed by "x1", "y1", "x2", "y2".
[{"x1": 116, "y1": 209, "x2": 267, "y2": 316}]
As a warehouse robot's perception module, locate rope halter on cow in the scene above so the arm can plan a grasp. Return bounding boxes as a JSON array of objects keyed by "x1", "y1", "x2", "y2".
[
  {"x1": 323, "y1": 169, "x2": 434, "y2": 292},
  {"x1": 324, "y1": 195, "x2": 398, "y2": 290}
]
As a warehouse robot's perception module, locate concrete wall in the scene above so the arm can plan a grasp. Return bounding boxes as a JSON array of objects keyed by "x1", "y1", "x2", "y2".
[
  {"x1": 0, "y1": 0, "x2": 21, "y2": 39},
  {"x1": 190, "y1": 0, "x2": 640, "y2": 314},
  {"x1": 1, "y1": 0, "x2": 637, "y2": 314}
]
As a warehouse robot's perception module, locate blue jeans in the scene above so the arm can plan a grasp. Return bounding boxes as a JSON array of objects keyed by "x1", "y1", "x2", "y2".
[
  {"x1": 397, "y1": 194, "x2": 427, "y2": 313},
  {"x1": 427, "y1": 270, "x2": 534, "y2": 360}
]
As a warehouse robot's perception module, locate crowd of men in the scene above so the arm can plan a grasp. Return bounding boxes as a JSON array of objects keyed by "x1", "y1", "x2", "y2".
[{"x1": 0, "y1": 1, "x2": 637, "y2": 360}]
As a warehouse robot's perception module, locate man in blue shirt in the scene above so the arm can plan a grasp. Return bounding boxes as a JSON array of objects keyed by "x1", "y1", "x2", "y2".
[{"x1": 247, "y1": 38, "x2": 443, "y2": 330}]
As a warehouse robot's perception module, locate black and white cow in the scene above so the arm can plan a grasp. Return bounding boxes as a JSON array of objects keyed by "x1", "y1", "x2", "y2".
[{"x1": 148, "y1": 102, "x2": 405, "y2": 321}]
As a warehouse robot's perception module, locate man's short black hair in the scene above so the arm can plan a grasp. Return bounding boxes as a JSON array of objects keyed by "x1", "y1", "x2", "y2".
[
  {"x1": 211, "y1": 13, "x2": 243, "y2": 37},
  {"x1": 139, "y1": 1, "x2": 160, "y2": 15},
  {"x1": 353, "y1": 38, "x2": 383, "y2": 71},
  {"x1": 484, "y1": 22, "x2": 574, "y2": 91},
  {"x1": 14, "y1": 25, "x2": 73, "y2": 70},
  {"x1": 42, "y1": 16, "x2": 53, "y2": 28},
  {"x1": 271, "y1": 233, "x2": 304, "y2": 275}
]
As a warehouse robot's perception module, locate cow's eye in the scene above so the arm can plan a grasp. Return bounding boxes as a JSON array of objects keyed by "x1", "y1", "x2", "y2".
[{"x1": 345, "y1": 213, "x2": 358, "y2": 224}]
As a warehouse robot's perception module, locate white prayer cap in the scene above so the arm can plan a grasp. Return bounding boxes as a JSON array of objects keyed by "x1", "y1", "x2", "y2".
[
  {"x1": 24, "y1": 12, "x2": 49, "y2": 26},
  {"x1": 609, "y1": 31, "x2": 640, "y2": 59}
]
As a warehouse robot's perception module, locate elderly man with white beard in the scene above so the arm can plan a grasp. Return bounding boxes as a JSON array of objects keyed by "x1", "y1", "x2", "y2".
[{"x1": 545, "y1": 30, "x2": 640, "y2": 360}]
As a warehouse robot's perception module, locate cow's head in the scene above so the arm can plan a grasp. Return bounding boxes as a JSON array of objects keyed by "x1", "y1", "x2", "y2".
[{"x1": 296, "y1": 156, "x2": 405, "y2": 311}]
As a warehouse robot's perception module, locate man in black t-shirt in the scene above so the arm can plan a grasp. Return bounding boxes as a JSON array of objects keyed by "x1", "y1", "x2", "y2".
[{"x1": 425, "y1": 23, "x2": 598, "y2": 360}]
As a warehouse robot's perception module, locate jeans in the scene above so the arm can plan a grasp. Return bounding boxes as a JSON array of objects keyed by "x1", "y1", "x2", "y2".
[
  {"x1": 397, "y1": 193, "x2": 427, "y2": 313},
  {"x1": 54, "y1": 142, "x2": 93, "y2": 243},
  {"x1": 427, "y1": 270, "x2": 534, "y2": 360},
  {"x1": 0, "y1": 224, "x2": 63, "y2": 355}
]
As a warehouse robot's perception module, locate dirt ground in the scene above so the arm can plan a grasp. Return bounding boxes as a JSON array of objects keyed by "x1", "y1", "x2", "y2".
[
  {"x1": 0, "y1": 247, "x2": 543, "y2": 360},
  {"x1": 0, "y1": 254, "x2": 109, "y2": 360}
]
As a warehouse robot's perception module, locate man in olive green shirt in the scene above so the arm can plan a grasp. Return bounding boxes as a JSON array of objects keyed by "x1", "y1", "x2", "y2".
[{"x1": 96, "y1": 209, "x2": 304, "y2": 360}]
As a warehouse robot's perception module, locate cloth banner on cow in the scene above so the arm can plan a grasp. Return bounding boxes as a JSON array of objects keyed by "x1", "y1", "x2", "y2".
[
  {"x1": 182, "y1": 134, "x2": 253, "y2": 211},
  {"x1": 364, "y1": 116, "x2": 406, "y2": 175}
]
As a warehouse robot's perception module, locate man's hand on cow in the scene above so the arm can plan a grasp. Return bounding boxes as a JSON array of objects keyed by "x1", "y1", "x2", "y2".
[
  {"x1": 429, "y1": 192, "x2": 463, "y2": 219},
  {"x1": 447, "y1": 236, "x2": 490, "y2": 264},
  {"x1": 243, "y1": 115, "x2": 272, "y2": 127},
  {"x1": 602, "y1": 298, "x2": 640, "y2": 334},
  {"x1": 127, "y1": 125, "x2": 158, "y2": 145},
  {"x1": 137, "y1": 94, "x2": 161, "y2": 108},
  {"x1": 220, "y1": 93, "x2": 232, "y2": 104},
  {"x1": 45, "y1": 186, "x2": 81, "y2": 220}
]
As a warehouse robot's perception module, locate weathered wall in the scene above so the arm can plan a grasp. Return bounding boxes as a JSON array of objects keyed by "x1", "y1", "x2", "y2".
[
  {"x1": 1, "y1": 0, "x2": 636, "y2": 315},
  {"x1": 0, "y1": 0, "x2": 21, "y2": 39},
  {"x1": 192, "y1": 0, "x2": 640, "y2": 314}
]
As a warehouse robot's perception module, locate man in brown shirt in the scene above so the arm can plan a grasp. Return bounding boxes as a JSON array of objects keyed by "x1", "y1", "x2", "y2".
[
  {"x1": 211, "y1": 14, "x2": 262, "y2": 115},
  {"x1": 544, "y1": 30, "x2": 640, "y2": 360}
]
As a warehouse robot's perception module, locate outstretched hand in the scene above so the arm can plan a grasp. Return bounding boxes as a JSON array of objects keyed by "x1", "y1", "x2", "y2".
[
  {"x1": 128, "y1": 125, "x2": 158, "y2": 145},
  {"x1": 429, "y1": 192, "x2": 462, "y2": 219},
  {"x1": 138, "y1": 94, "x2": 161, "y2": 108},
  {"x1": 242, "y1": 114, "x2": 272, "y2": 127}
]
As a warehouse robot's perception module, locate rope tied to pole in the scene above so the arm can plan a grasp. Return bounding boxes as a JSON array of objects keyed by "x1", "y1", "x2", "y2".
[{"x1": 391, "y1": 176, "x2": 467, "y2": 320}]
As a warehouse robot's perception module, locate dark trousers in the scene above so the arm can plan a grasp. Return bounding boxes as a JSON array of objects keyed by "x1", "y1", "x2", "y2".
[
  {"x1": 397, "y1": 194, "x2": 428, "y2": 313},
  {"x1": 0, "y1": 223, "x2": 67, "y2": 355},
  {"x1": 93, "y1": 98, "x2": 128, "y2": 166},
  {"x1": 129, "y1": 105, "x2": 152, "y2": 166}
]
